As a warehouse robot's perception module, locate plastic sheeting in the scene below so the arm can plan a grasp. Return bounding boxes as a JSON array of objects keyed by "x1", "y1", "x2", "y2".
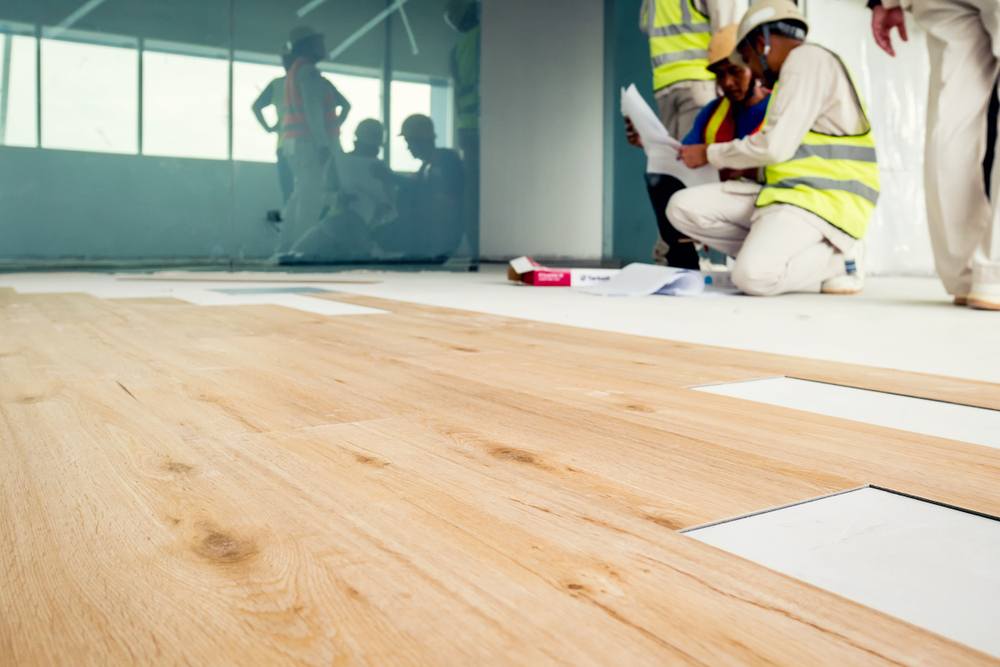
[{"x1": 806, "y1": 0, "x2": 936, "y2": 275}]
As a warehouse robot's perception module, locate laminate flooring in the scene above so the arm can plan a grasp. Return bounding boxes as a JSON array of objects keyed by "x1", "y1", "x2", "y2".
[{"x1": 2, "y1": 286, "x2": 999, "y2": 665}]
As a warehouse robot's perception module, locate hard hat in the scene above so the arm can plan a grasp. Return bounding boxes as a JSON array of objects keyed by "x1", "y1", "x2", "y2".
[
  {"x1": 707, "y1": 25, "x2": 739, "y2": 68},
  {"x1": 287, "y1": 26, "x2": 322, "y2": 50},
  {"x1": 444, "y1": 0, "x2": 476, "y2": 30},
  {"x1": 731, "y1": 0, "x2": 808, "y2": 66},
  {"x1": 400, "y1": 114, "x2": 436, "y2": 140},
  {"x1": 355, "y1": 118, "x2": 385, "y2": 146}
]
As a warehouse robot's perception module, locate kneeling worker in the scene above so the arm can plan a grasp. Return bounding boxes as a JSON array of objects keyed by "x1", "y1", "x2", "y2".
[
  {"x1": 670, "y1": 0, "x2": 879, "y2": 296},
  {"x1": 629, "y1": 24, "x2": 771, "y2": 269}
]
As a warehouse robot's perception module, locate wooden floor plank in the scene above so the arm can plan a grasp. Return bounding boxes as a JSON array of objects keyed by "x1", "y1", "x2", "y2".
[{"x1": 2, "y1": 291, "x2": 999, "y2": 665}]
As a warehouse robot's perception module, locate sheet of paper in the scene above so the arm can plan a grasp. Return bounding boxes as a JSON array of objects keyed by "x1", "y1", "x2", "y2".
[
  {"x1": 579, "y1": 263, "x2": 706, "y2": 297},
  {"x1": 621, "y1": 84, "x2": 721, "y2": 187}
]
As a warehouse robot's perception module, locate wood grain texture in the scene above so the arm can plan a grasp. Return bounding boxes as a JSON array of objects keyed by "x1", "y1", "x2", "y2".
[{"x1": 1, "y1": 286, "x2": 998, "y2": 666}]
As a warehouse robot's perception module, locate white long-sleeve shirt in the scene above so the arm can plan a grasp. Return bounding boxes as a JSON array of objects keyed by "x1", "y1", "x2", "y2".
[
  {"x1": 707, "y1": 44, "x2": 868, "y2": 251},
  {"x1": 707, "y1": 44, "x2": 868, "y2": 170}
]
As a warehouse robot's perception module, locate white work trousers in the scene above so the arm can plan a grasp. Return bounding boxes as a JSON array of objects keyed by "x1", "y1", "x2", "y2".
[
  {"x1": 916, "y1": 0, "x2": 1000, "y2": 293},
  {"x1": 667, "y1": 181, "x2": 846, "y2": 295},
  {"x1": 279, "y1": 138, "x2": 329, "y2": 254},
  {"x1": 656, "y1": 80, "x2": 718, "y2": 140}
]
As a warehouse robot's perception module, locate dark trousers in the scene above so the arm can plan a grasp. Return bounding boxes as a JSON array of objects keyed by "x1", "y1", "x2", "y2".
[{"x1": 644, "y1": 173, "x2": 700, "y2": 270}]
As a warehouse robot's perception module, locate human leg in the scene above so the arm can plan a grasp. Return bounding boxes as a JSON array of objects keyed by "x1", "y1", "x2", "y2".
[
  {"x1": 645, "y1": 173, "x2": 699, "y2": 269},
  {"x1": 279, "y1": 139, "x2": 325, "y2": 254},
  {"x1": 916, "y1": 0, "x2": 999, "y2": 296},
  {"x1": 731, "y1": 205, "x2": 845, "y2": 297},
  {"x1": 276, "y1": 148, "x2": 294, "y2": 204},
  {"x1": 666, "y1": 181, "x2": 759, "y2": 258},
  {"x1": 656, "y1": 81, "x2": 717, "y2": 141}
]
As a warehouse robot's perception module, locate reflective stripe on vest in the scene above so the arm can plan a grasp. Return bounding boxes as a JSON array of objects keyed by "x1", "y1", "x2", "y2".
[
  {"x1": 756, "y1": 51, "x2": 880, "y2": 239},
  {"x1": 452, "y1": 26, "x2": 480, "y2": 131},
  {"x1": 283, "y1": 57, "x2": 342, "y2": 142},
  {"x1": 645, "y1": 0, "x2": 712, "y2": 91},
  {"x1": 702, "y1": 96, "x2": 767, "y2": 144}
]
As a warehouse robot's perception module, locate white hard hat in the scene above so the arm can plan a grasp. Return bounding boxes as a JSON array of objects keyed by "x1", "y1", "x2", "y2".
[{"x1": 731, "y1": 0, "x2": 808, "y2": 67}]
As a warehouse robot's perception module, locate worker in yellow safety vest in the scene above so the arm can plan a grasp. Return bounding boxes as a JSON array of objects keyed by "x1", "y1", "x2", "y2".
[
  {"x1": 445, "y1": 0, "x2": 480, "y2": 262},
  {"x1": 669, "y1": 0, "x2": 880, "y2": 296},
  {"x1": 275, "y1": 26, "x2": 351, "y2": 262},
  {"x1": 870, "y1": 0, "x2": 1000, "y2": 310},
  {"x1": 641, "y1": 0, "x2": 746, "y2": 264},
  {"x1": 626, "y1": 25, "x2": 771, "y2": 269}
]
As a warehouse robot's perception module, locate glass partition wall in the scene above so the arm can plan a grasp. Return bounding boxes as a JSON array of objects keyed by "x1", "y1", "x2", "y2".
[{"x1": 0, "y1": 0, "x2": 481, "y2": 270}]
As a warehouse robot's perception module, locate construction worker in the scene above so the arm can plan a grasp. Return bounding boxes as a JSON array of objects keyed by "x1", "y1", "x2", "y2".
[
  {"x1": 376, "y1": 114, "x2": 465, "y2": 261},
  {"x1": 870, "y1": 0, "x2": 1000, "y2": 310},
  {"x1": 445, "y1": 0, "x2": 481, "y2": 261},
  {"x1": 284, "y1": 120, "x2": 394, "y2": 264},
  {"x1": 252, "y1": 51, "x2": 296, "y2": 204},
  {"x1": 640, "y1": 0, "x2": 747, "y2": 264},
  {"x1": 276, "y1": 26, "x2": 351, "y2": 260},
  {"x1": 626, "y1": 24, "x2": 770, "y2": 269},
  {"x1": 669, "y1": 0, "x2": 880, "y2": 296}
]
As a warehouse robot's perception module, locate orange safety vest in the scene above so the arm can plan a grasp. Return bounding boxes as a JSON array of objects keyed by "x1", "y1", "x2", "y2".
[
  {"x1": 701, "y1": 96, "x2": 766, "y2": 145},
  {"x1": 283, "y1": 57, "x2": 342, "y2": 141}
]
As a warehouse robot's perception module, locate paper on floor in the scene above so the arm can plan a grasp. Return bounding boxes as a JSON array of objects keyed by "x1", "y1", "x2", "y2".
[
  {"x1": 621, "y1": 84, "x2": 720, "y2": 187},
  {"x1": 579, "y1": 263, "x2": 705, "y2": 297}
]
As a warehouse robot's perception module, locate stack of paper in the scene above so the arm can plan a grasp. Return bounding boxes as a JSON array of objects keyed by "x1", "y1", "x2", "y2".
[
  {"x1": 621, "y1": 84, "x2": 720, "y2": 187},
  {"x1": 579, "y1": 263, "x2": 706, "y2": 297}
]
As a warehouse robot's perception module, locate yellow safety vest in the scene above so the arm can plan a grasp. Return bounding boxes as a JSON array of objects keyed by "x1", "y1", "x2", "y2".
[
  {"x1": 756, "y1": 51, "x2": 880, "y2": 239},
  {"x1": 643, "y1": 0, "x2": 713, "y2": 91}
]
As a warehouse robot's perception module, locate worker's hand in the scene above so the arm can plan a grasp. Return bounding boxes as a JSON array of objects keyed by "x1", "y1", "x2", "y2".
[
  {"x1": 624, "y1": 117, "x2": 643, "y2": 148},
  {"x1": 318, "y1": 147, "x2": 331, "y2": 165},
  {"x1": 719, "y1": 167, "x2": 759, "y2": 181},
  {"x1": 872, "y1": 5, "x2": 907, "y2": 57},
  {"x1": 680, "y1": 144, "x2": 709, "y2": 169}
]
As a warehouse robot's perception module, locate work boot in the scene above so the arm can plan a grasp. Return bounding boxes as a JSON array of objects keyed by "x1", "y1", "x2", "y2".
[
  {"x1": 968, "y1": 284, "x2": 1000, "y2": 310},
  {"x1": 821, "y1": 241, "x2": 865, "y2": 295}
]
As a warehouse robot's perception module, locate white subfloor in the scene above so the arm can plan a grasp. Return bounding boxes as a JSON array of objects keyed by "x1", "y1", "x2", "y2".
[
  {"x1": 686, "y1": 487, "x2": 1000, "y2": 659},
  {"x1": 1, "y1": 268, "x2": 996, "y2": 383},
  {"x1": 695, "y1": 377, "x2": 1000, "y2": 449}
]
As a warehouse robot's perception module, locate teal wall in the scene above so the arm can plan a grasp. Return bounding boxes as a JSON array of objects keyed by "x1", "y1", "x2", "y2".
[
  {"x1": 606, "y1": 0, "x2": 660, "y2": 265},
  {"x1": 0, "y1": 146, "x2": 282, "y2": 260}
]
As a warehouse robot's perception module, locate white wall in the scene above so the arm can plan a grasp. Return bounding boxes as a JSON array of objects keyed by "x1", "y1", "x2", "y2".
[
  {"x1": 480, "y1": 0, "x2": 607, "y2": 261},
  {"x1": 807, "y1": 0, "x2": 936, "y2": 276}
]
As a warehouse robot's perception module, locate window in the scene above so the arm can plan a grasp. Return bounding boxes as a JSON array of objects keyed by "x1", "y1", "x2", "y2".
[
  {"x1": 142, "y1": 44, "x2": 228, "y2": 160},
  {"x1": 390, "y1": 79, "x2": 432, "y2": 172},
  {"x1": 232, "y1": 60, "x2": 285, "y2": 163},
  {"x1": 40, "y1": 32, "x2": 138, "y2": 154},
  {"x1": 0, "y1": 28, "x2": 38, "y2": 148},
  {"x1": 323, "y1": 70, "x2": 381, "y2": 154}
]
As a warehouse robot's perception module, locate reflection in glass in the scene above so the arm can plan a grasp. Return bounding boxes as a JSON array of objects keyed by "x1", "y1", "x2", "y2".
[
  {"x1": 142, "y1": 45, "x2": 229, "y2": 160},
  {"x1": 0, "y1": 27, "x2": 38, "y2": 148},
  {"x1": 41, "y1": 32, "x2": 138, "y2": 154}
]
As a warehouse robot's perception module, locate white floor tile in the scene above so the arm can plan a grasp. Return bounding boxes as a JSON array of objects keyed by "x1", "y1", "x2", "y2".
[
  {"x1": 685, "y1": 487, "x2": 1000, "y2": 658},
  {"x1": 693, "y1": 377, "x2": 1000, "y2": 449}
]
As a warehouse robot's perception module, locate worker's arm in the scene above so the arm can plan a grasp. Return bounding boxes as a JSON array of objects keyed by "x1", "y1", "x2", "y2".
[
  {"x1": 298, "y1": 65, "x2": 331, "y2": 150},
  {"x1": 699, "y1": 0, "x2": 747, "y2": 34},
  {"x1": 331, "y1": 84, "x2": 351, "y2": 124},
  {"x1": 251, "y1": 80, "x2": 276, "y2": 133},
  {"x1": 705, "y1": 52, "x2": 829, "y2": 170},
  {"x1": 639, "y1": 0, "x2": 650, "y2": 33},
  {"x1": 870, "y1": 0, "x2": 909, "y2": 57}
]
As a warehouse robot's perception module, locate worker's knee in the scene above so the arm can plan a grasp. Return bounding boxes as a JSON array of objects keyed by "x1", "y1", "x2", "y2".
[
  {"x1": 665, "y1": 189, "x2": 702, "y2": 236},
  {"x1": 732, "y1": 257, "x2": 784, "y2": 296}
]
